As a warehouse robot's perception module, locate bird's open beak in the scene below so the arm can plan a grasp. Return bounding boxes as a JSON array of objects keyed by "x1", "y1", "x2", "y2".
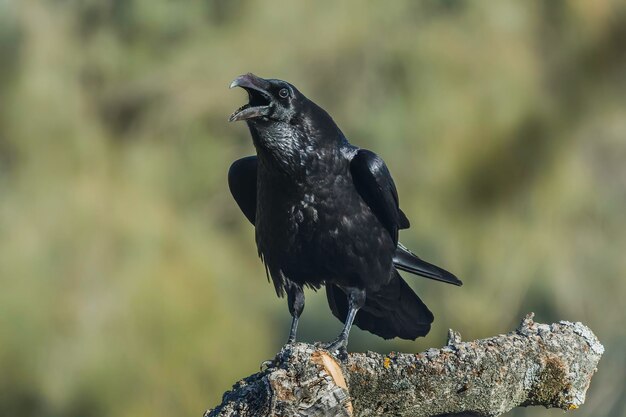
[{"x1": 229, "y1": 73, "x2": 273, "y2": 122}]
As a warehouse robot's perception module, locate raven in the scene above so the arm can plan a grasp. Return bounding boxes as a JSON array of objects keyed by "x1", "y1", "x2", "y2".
[{"x1": 228, "y1": 73, "x2": 461, "y2": 356}]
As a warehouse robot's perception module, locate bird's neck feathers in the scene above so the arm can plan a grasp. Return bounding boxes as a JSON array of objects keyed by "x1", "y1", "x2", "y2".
[
  {"x1": 248, "y1": 103, "x2": 346, "y2": 177},
  {"x1": 249, "y1": 122, "x2": 309, "y2": 174}
]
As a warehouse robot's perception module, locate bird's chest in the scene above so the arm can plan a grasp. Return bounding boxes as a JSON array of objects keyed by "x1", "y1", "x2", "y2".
[
  {"x1": 255, "y1": 174, "x2": 355, "y2": 265},
  {"x1": 257, "y1": 181, "x2": 333, "y2": 246}
]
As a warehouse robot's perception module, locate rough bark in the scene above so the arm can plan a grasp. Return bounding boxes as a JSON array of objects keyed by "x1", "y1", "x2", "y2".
[{"x1": 205, "y1": 314, "x2": 603, "y2": 417}]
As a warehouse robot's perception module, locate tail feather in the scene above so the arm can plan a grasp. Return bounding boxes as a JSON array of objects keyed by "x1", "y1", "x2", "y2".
[
  {"x1": 393, "y1": 243, "x2": 462, "y2": 286},
  {"x1": 326, "y1": 270, "x2": 433, "y2": 340}
]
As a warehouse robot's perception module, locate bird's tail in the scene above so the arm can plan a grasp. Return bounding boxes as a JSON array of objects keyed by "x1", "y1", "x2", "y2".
[{"x1": 326, "y1": 269, "x2": 433, "y2": 340}]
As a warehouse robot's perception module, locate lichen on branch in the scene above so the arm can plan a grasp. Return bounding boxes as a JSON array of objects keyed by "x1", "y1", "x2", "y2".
[{"x1": 206, "y1": 314, "x2": 603, "y2": 417}]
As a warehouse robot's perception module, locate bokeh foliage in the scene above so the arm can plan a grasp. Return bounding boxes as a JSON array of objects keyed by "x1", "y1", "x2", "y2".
[{"x1": 0, "y1": 1, "x2": 624, "y2": 416}]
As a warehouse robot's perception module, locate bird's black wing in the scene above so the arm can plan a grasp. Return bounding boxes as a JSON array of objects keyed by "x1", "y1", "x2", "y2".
[
  {"x1": 393, "y1": 243, "x2": 462, "y2": 286},
  {"x1": 349, "y1": 149, "x2": 462, "y2": 286},
  {"x1": 349, "y1": 149, "x2": 403, "y2": 245},
  {"x1": 398, "y1": 209, "x2": 410, "y2": 229},
  {"x1": 228, "y1": 156, "x2": 257, "y2": 225}
]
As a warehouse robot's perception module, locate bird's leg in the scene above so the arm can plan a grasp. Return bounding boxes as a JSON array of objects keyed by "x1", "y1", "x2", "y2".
[
  {"x1": 324, "y1": 287, "x2": 366, "y2": 360},
  {"x1": 286, "y1": 282, "x2": 305, "y2": 344}
]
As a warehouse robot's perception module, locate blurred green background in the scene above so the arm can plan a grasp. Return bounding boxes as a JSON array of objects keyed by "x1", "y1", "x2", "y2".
[{"x1": 0, "y1": 1, "x2": 624, "y2": 416}]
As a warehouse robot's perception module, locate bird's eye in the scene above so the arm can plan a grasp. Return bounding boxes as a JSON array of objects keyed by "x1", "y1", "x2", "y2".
[{"x1": 278, "y1": 88, "x2": 289, "y2": 99}]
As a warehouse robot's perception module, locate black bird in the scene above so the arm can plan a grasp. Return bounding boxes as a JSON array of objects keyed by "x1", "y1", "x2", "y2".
[{"x1": 228, "y1": 73, "x2": 461, "y2": 356}]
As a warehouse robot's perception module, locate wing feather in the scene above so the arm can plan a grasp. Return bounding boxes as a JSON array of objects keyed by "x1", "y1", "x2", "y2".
[
  {"x1": 228, "y1": 156, "x2": 257, "y2": 225},
  {"x1": 350, "y1": 149, "x2": 403, "y2": 245}
]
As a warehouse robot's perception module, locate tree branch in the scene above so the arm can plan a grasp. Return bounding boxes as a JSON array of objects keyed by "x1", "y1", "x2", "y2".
[{"x1": 205, "y1": 314, "x2": 603, "y2": 417}]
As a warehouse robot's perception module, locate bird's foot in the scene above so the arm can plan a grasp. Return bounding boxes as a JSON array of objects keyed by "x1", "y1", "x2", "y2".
[{"x1": 320, "y1": 339, "x2": 349, "y2": 362}]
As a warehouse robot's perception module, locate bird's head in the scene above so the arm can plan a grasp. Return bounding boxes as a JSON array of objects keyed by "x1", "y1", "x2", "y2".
[
  {"x1": 228, "y1": 73, "x2": 344, "y2": 171},
  {"x1": 228, "y1": 73, "x2": 303, "y2": 124}
]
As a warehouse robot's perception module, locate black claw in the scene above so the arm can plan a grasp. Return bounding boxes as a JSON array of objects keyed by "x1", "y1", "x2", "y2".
[
  {"x1": 335, "y1": 347, "x2": 349, "y2": 362},
  {"x1": 321, "y1": 339, "x2": 349, "y2": 361}
]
